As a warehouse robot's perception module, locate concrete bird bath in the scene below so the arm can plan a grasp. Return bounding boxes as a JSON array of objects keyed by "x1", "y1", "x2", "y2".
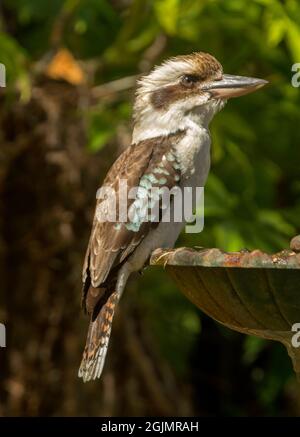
[{"x1": 150, "y1": 236, "x2": 300, "y2": 378}]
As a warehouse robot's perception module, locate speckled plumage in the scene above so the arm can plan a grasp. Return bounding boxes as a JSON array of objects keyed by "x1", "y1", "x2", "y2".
[{"x1": 78, "y1": 51, "x2": 267, "y2": 382}]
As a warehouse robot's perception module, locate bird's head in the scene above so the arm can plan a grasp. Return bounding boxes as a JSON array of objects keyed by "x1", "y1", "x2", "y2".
[{"x1": 133, "y1": 52, "x2": 267, "y2": 142}]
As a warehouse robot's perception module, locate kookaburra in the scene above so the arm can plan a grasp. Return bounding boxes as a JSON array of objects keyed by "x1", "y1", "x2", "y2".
[{"x1": 79, "y1": 52, "x2": 267, "y2": 382}]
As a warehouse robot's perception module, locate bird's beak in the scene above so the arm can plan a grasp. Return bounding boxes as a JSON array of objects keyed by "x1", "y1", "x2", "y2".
[{"x1": 203, "y1": 74, "x2": 268, "y2": 99}]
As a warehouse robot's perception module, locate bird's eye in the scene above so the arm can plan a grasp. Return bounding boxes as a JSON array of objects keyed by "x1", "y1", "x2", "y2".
[{"x1": 181, "y1": 74, "x2": 199, "y2": 87}]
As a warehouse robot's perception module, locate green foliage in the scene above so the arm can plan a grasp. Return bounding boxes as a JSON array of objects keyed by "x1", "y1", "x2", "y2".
[
  {"x1": 141, "y1": 268, "x2": 202, "y2": 375},
  {"x1": 88, "y1": 102, "x2": 131, "y2": 151}
]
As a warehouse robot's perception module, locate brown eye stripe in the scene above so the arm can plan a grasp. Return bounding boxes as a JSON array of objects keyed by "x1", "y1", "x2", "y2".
[
  {"x1": 150, "y1": 82, "x2": 200, "y2": 110},
  {"x1": 150, "y1": 58, "x2": 222, "y2": 110}
]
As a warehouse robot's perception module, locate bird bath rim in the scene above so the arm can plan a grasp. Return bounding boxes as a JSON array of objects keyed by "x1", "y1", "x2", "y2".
[{"x1": 150, "y1": 246, "x2": 300, "y2": 270}]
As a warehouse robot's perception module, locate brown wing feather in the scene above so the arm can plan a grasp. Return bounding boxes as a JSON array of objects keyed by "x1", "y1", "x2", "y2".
[
  {"x1": 79, "y1": 131, "x2": 185, "y2": 381},
  {"x1": 82, "y1": 130, "x2": 184, "y2": 316},
  {"x1": 84, "y1": 142, "x2": 152, "y2": 287}
]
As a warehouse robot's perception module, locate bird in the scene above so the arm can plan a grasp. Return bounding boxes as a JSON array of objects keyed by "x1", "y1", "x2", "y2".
[{"x1": 78, "y1": 51, "x2": 267, "y2": 382}]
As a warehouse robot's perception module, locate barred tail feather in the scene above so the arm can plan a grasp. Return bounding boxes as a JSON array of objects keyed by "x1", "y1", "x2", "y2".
[{"x1": 78, "y1": 291, "x2": 119, "y2": 382}]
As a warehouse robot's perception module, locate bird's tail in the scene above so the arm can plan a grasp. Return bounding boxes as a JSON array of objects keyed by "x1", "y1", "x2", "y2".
[{"x1": 78, "y1": 291, "x2": 119, "y2": 382}]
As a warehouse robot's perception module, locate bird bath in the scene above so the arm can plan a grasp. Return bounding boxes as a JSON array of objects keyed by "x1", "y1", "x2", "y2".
[{"x1": 150, "y1": 236, "x2": 300, "y2": 379}]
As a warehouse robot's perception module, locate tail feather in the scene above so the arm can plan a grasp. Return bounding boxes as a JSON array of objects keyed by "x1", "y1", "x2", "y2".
[{"x1": 78, "y1": 291, "x2": 119, "y2": 382}]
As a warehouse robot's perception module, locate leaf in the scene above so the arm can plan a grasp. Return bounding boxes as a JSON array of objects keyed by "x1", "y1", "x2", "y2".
[
  {"x1": 258, "y1": 210, "x2": 295, "y2": 236},
  {"x1": 243, "y1": 336, "x2": 266, "y2": 365},
  {"x1": 46, "y1": 48, "x2": 85, "y2": 85},
  {"x1": 154, "y1": 0, "x2": 180, "y2": 35},
  {"x1": 267, "y1": 18, "x2": 286, "y2": 47},
  {"x1": 88, "y1": 130, "x2": 114, "y2": 152},
  {"x1": 286, "y1": 18, "x2": 300, "y2": 62}
]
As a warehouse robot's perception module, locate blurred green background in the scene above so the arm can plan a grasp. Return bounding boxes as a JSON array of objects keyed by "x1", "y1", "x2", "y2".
[{"x1": 0, "y1": 0, "x2": 300, "y2": 416}]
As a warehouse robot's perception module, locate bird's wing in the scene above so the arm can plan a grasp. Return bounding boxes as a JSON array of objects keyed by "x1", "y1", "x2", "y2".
[{"x1": 82, "y1": 130, "x2": 184, "y2": 313}]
